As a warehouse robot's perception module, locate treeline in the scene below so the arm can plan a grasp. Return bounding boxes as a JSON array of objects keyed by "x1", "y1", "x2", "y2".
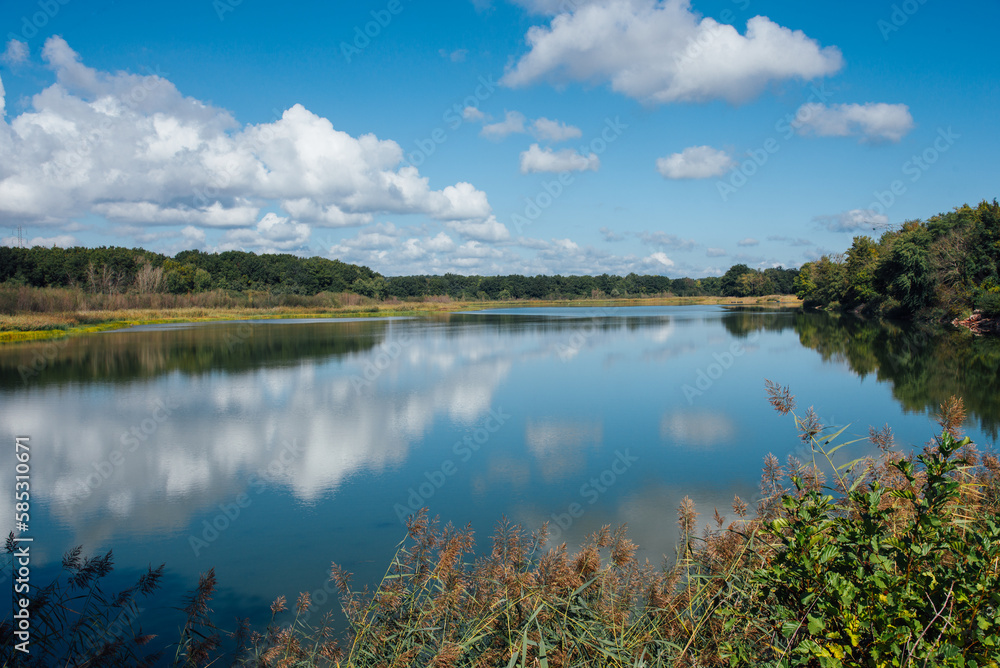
[
  {"x1": 0, "y1": 245, "x2": 800, "y2": 302},
  {"x1": 795, "y1": 199, "x2": 1000, "y2": 318},
  {"x1": 0, "y1": 246, "x2": 379, "y2": 295},
  {"x1": 716, "y1": 263, "x2": 799, "y2": 297},
  {"x1": 382, "y1": 265, "x2": 797, "y2": 300},
  {"x1": 386, "y1": 273, "x2": 677, "y2": 300}
]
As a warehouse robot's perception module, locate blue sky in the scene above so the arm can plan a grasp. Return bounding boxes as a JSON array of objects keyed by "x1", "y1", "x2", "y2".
[{"x1": 1, "y1": 0, "x2": 997, "y2": 277}]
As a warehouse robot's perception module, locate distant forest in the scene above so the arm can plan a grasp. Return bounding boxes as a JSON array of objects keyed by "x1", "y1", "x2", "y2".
[
  {"x1": 795, "y1": 199, "x2": 1000, "y2": 318},
  {"x1": 0, "y1": 245, "x2": 800, "y2": 300}
]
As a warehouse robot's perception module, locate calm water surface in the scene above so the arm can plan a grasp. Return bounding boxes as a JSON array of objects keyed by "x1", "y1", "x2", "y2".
[{"x1": 2, "y1": 305, "x2": 998, "y2": 643}]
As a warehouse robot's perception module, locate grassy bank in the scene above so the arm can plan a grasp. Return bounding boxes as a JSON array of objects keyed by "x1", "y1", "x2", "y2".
[
  {"x1": 0, "y1": 283, "x2": 802, "y2": 343},
  {"x1": 3, "y1": 391, "x2": 998, "y2": 667}
]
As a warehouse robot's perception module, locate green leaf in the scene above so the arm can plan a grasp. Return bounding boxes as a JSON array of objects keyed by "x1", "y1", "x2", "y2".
[
  {"x1": 807, "y1": 614, "x2": 826, "y2": 635},
  {"x1": 781, "y1": 620, "x2": 800, "y2": 638},
  {"x1": 818, "y1": 544, "x2": 839, "y2": 564}
]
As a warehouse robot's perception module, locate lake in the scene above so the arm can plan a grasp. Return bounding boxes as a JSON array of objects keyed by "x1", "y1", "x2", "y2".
[{"x1": 2, "y1": 305, "x2": 999, "y2": 650}]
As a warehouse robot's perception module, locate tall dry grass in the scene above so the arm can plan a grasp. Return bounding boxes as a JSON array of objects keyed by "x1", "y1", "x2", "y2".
[{"x1": 0, "y1": 284, "x2": 356, "y2": 316}]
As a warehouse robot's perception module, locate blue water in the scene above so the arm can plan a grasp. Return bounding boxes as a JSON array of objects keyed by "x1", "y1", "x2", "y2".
[{"x1": 1, "y1": 305, "x2": 994, "y2": 655}]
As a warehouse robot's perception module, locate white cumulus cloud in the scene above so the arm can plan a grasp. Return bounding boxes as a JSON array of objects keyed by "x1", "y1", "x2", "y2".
[
  {"x1": 656, "y1": 145, "x2": 735, "y2": 179},
  {"x1": 425, "y1": 231, "x2": 457, "y2": 252},
  {"x1": 502, "y1": 0, "x2": 843, "y2": 104},
  {"x1": 646, "y1": 252, "x2": 675, "y2": 269},
  {"x1": 0, "y1": 37, "x2": 494, "y2": 241},
  {"x1": 181, "y1": 225, "x2": 207, "y2": 246},
  {"x1": 218, "y1": 213, "x2": 311, "y2": 253},
  {"x1": 519, "y1": 144, "x2": 599, "y2": 173},
  {"x1": 446, "y1": 215, "x2": 512, "y2": 242},
  {"x1": 793, "y1": 102, "x2": 915, "y2": 142}
]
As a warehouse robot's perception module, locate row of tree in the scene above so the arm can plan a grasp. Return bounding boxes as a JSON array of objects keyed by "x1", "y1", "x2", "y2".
[
  {"x1": 379, "y1": 266, "x2": 798, "y2": 301},
  {"x1": 795, "y1": 199, "x2": 1000, "y2": 318},
  {"x1": 0, "y1": 247, "x2": 379, "y2": 296},
  {"x1": 0, "y1": 245, "x2": 800, "y2": 300}
]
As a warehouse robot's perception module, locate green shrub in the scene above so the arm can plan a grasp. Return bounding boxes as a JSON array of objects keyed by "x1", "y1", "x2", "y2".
[
  {"x1": 975, "y1": 288, "x2": 1000, "y2": 317},
  {"x1": 751, "y1": 432, "x2": 1000, "y2": 666}
]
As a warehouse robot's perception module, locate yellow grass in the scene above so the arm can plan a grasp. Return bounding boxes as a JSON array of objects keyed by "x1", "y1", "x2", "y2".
[{"x1": 0, "y1": 294, "x2": 802, "y2": 343}]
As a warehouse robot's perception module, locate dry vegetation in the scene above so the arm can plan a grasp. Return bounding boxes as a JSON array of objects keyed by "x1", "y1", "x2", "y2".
[{"x1": 0, "y1": 282, "x2": 801, "y2": 343}]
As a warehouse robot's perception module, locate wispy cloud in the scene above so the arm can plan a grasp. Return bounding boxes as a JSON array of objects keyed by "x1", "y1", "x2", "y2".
[
  {"x1": 480, "y1": 110, "x2": 527, "y2": 140},
  {"x1": 793, "y1": 103, "x2": 915, "y2": 142},
  {"x1": 519, "y1": 144, "x2": 599, "y2": 173},
  {"x1": 600, "y1": 226, "x2": 624, "y2": 242},
  {"x1": 462, "y1": 106, "x2": 486, "y2": 122},
  {"x1": 531, "y1": 117, "x2": 582, "y2": 142},
  {"x1": 813, "y1": 209, "x2": 889, "y2": 232},
  {"x1": 439, "y1": 48, "x2": 469, "y2": 62},
  {"x1": 2, "y1": 39, "x2": 28, "y2": 66},
  {"x1": 769, "y1": 235, "x2": 815, "y2": 246},
  {"x1": 637, "y1": 231, "x2": 697, "y2": 251}
]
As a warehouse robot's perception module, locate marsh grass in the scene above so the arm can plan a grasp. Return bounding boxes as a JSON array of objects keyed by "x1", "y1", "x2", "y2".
[
  {"x1": 3, "y1": 388, "x2": 998, "y2": 667},
  {"x1": 0, "y1": 541, "x2": 165, "y2": 667},
  {"x1": 0, "y1": 283, "x2": 801, "y2": 343}
]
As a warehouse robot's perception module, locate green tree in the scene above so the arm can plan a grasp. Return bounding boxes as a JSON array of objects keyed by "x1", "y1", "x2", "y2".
[
  {"x1": 164, "y1": 260, "x2": 196, "y2": 293},
  {"x1": 720, "y1": 264, "x2": 753, "y2": 296},
  {"x1": 737, "y1": 271, "x2": 774, "y2": 297},
  {"x1": 193, "y1": 268, "x2": 212, "y2": 292},
  {"x1": 876, "y1": 223, "x2": 933, "y2": 314},
  {"x1": 796, "y1": 256, "x2": 847, "y2": 307},
  {"x1": 842, "y1": 235, "x2": 881, "y2": 307},
  {"x1": 350, "y1": 277, "x2": 388, "y2": 300}
]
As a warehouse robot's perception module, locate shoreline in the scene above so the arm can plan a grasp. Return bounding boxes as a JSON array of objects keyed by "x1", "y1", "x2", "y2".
[
  {"x1": 952, "y1": 310, "x2": 1000, "y2": 336},
  {"x1": 0, "y1": 294, "x2": 802, "y2": 343}
]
